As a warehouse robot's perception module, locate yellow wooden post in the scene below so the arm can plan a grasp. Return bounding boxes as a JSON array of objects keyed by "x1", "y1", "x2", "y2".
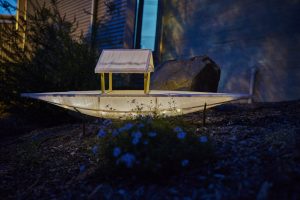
[
  {"x1": 144, "y1": 73, "x2": 147, "y2": 94},
  {"x1": 146, "y1": 72, "x2": 150, "y2": 94},
  {"x1": 109, "y1": 72, "x2": 112, "y2": 92},
  {"x1": 144, "y1": 72, "x2": 151, "y2": 94},
  {"x1": 101, "y1": 73, "x2": 105, "y2": 93}
]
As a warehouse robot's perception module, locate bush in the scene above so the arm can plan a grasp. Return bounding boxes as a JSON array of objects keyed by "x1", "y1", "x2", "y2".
[
  {"x1": 89, "y1": 118, "x2": 214, "y2": 179},
  {"x1": 0, "y1": 0, "x2": 98, "y2": 113}
]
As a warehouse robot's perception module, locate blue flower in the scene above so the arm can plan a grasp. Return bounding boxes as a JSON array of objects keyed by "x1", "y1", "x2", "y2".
[
  {"x1": 119, "y1": 123, "x2": 134, "y2": 132},
  {"x1": 199, "y1": 136, "x2": 208, "y2": 143},
  {"x1": 177, "y1": 131, "x2": 186, "y2": 139},
  {"x1": 97, "y1": 129, "x2": 106, "y2": 138},
  {"x1": 112, "y1": 129, "x2": 119, "y2": 136},
  {"x1": 118, "y1": 189, "x2": 126, "y2": 196},
  {"x1": 92, "y1": 145, "x2": 98, "y2": 155},
  {"x1": 113, "y1": 147, "x2": 121, "y2": 157},
  {"x1": 181, "y1": 159, "x2": 189, "y2": 167},
  {"x1": 79, "y1": 164, "x2": 86, "y2": 173},
  {"x1": 144, "y1": 140, "x2": 149, "y2": 145},
  {"x1": 132, "y1": 137, "x2": 140, "y2": 145},
  {"x1": 119, "y1": 153, "x2": 136, "y2": 168},
  {"x1": 137, "y1": 123, "x2": 145, "y2": 129},
  {"x1": 131, "y1": 131, "x2": 142, "y2": 145},
  {"x1": 174, "y1": 126, "x2": 183, "y2": 133},
  {"x1": 132, "y1": 131, "x2": 142, "y2": 138},
  {"x1": 148, "y1": 131, "x2": 157, "y2": 137},
  {"x1": 102, "y1": 119, "x2": 112, "y2": 126}
]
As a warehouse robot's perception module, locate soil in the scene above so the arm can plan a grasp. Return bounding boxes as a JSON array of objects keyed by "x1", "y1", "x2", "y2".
[{"x1": 0, "y1": 101, "x2": 299, "y2": 199}]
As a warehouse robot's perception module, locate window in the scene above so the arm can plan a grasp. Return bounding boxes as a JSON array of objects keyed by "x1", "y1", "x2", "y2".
[
  {"x1": 0, "y1": 0, "x2": 17, "y2": 15},
  {"x1": 134, "y1": 0, "x2": 158, "y2": 51}
]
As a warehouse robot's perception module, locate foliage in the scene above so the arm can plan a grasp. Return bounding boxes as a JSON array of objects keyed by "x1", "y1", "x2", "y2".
[
  {"x1": 89, "y1": 118, "x2": 214, "y2": 179},
  {"x1": 0, "y1": 0, "x2": 98, "y2": 112}
]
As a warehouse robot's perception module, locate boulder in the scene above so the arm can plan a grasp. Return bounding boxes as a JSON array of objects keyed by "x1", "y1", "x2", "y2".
[{"x1": 151, "y1": 56, "x2": 221, "y2": 92}]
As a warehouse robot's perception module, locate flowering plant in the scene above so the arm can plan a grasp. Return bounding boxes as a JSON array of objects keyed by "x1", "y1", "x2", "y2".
[{"x1": 92, "y1": 118, "x2": 213, "y2": 177}]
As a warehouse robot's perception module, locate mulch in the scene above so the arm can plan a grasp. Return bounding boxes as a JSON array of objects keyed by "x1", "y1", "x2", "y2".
[{"x1": 0, "y1": 101, "x2": 299, "y2": 199}]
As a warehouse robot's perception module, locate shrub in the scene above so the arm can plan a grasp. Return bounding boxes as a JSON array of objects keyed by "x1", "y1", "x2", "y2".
[
  {"x1": 90, "y1": 118, "x2": 214, "y2": 179},
  {"x1": 0, "y1": 0, "x2": 98, "y2": 113}
]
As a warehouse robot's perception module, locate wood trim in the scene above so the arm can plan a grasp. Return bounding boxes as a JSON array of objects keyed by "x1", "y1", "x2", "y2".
[
  {"x1": 101, "y1": 73, "x2": 105, "y2": 93},
  {"x1": 109, "y1": 72, "x2": 112, "y2": 91}
]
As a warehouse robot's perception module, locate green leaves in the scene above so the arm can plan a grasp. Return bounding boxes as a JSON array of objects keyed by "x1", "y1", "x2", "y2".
[{"x1": 93, "y1": 118, "x2": 214, "y2": 178}]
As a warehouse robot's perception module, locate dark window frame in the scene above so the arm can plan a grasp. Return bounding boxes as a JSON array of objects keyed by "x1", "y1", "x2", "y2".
[{"x1": 134, "y1": 0, "x2": 162, "y2": 63}]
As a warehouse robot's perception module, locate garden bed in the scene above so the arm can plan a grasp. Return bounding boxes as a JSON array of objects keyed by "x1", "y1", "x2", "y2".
[{"x1": 0, "y1": 101, "x2": 299, "y2": 199}]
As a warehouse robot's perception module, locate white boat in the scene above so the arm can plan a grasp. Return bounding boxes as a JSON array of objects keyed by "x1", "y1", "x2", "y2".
[
  {"x1": 21, "y1": 90, "x2": 249, "y2": 119},
  {"x1": 22, "y1": 50, "x2": 249, "y2": 119}
]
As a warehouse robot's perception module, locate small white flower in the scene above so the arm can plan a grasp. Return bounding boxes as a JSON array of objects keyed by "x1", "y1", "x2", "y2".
[
  {"x1": 177, "y1": 131, "x2": 186, "y2": 139},
  {"x1": 181, "y1": 159, "x2": 189, "y2": 167},
  {"x1": 97, "y1": 129, "x2": 106, "y2": 138},
  {"x1": 113, "y1": 147, "x2": 121, "y2": 157},
  {"x1": 199, "y1": 136, "x2": 208, "y2": 143},
  {"x1": 148, "y1": 131, "x2": 157, "y2": 137}
]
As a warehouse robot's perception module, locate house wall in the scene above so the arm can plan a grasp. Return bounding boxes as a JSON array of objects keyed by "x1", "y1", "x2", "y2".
[
  {"x1": 0, "y1": 15, "x2": 15, "y2": 60},
  {"x1": 56, "y1": 0, "x2": 93, "y2": 39},
  {"x1": 27, "y1": 0, "x2": 93, "y2": 40},
  {"x1": 94, "y1": 0, "x2": 128, "y2": 49},
  {"x1": 26, "y1": 0, "x2": 129, "y2": 49},
  {"x1": 160, "y1": 0, "x2": 300, "y2": 102}
]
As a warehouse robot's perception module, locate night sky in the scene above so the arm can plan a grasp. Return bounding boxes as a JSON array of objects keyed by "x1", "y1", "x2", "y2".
[{"x1": 0, "y1": 0, "x2": 17, "y2": 15}]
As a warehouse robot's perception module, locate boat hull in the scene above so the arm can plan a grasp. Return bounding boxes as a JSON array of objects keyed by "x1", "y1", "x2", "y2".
[{"x1": 21, "y1": 90, "x2": 250, "y2": 119}]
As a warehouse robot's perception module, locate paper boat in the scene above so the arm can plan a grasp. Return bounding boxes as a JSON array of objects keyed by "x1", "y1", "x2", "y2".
[{"x1": 22, "y1": 50, "x2": 249, "y2": 119}]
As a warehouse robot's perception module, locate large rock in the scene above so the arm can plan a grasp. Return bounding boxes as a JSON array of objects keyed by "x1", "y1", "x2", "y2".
[{"x1": 151, "y1": 56, "x2": 221, "y2": 92}]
